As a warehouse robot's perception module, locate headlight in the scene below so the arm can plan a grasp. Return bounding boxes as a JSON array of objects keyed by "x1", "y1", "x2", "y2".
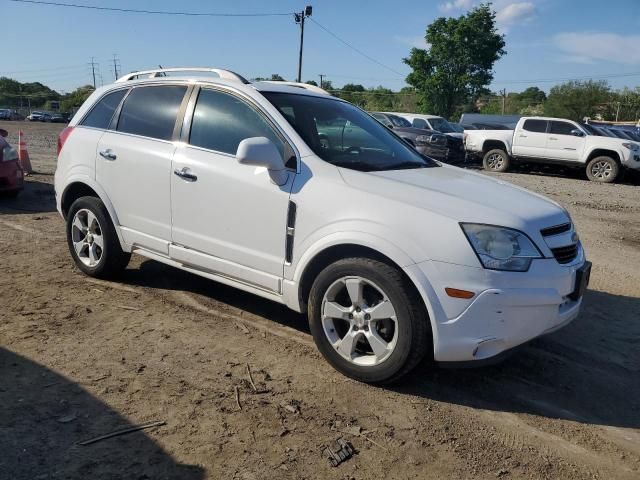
[
  {"x1": 461, "y1": 223, "x2": 542, "y2": 272},
  {"x1": 622, "y1": 142, "x2": 639, "y2": 151},
  {"x1": 415, "y1": 135, "x2": 431, "y2": 145}
]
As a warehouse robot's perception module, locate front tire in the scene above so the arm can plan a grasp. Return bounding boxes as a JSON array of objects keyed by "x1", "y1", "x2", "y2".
[
  {"x1": 483, "y1": 148, "x2": 510, "y2": 172},
  {"x1": 586, "y1": 156, "x2": 619, "y2": 183},
  {"x1": 66, "y1": 196, "x2": 130, "y2": 278},
  {"x1": 308, "y1": 258, "x2": 430, "y2": 384}
]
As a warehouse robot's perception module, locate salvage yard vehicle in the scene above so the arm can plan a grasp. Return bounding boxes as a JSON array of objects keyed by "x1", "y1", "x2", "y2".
[
  {"x1": 55, "y1": 68, "x2": 590, "y2": 383},
  {"x1": 0, "y1": 133, "x2": 24, "y2": 197},
  {"x1": 368, "y1": 112, "x2": 451, "y2": 162},
  {"x1": 465, "y1": 116, "x2": 640, "y2": 183}
]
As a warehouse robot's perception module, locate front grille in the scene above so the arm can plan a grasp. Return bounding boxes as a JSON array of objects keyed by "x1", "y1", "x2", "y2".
[
  {"x1": 541, "y1": 223, "x2": 571, "y2": 237},
  {"x1": 551, "y1": 244, "x2": 579, "y2": 264}
]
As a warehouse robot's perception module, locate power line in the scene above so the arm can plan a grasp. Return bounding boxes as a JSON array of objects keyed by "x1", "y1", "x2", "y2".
[
  {"x1": 308, "y1": 18, "x2": 405, "y2": 77},
  {"x1": 7, "y1": 0, "x2": 292, "y2": 16}
]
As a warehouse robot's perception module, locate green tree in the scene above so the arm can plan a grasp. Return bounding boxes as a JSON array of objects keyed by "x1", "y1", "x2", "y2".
[
  {"x1": 544, "y1": 80, "x2": 611, "y2": 121},
  {"x1": 404, "y1": 3, "x2": 505, "y2": 119},
  {"x1": 60, "y1": 85, "x2": 95, "y2": 112},
  {"x1": 305, "y1": 80, "x2": 318, "y2": 86}
]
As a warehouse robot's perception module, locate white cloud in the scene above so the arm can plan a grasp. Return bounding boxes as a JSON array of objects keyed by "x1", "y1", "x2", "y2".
[
  {"x1": 554, "y1": 32, "x2": 640, "y2": 65},
  {"x1": 394, "y1": 35, "x2": 429, "y2": 49},
  {"x1": 495, "y1": 2, "x2": 536, "y2": 28},
  {"x1": 438, "y1": 0, "x2": 473, "y2": 12}
]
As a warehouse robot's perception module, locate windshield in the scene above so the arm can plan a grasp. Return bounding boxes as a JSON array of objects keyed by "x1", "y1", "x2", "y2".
[
  {"x1": 429, "y1": 117, "x2": 455, "y2": 133},
  {"x1": 263, "y1": 92, "x2": 438, "y2": 172}
]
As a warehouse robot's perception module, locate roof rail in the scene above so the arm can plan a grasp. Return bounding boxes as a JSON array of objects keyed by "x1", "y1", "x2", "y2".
[
  {"x1": 116, "y1": 68, "x2": 250, "y2": 84},
  {"x1": 260, "y1": 81, "x2": 330, "y2": 95}
]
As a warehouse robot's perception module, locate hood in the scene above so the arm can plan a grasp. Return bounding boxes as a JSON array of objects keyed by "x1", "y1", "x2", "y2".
[
  {"x1": 339, "y1": 164, "x2": 568, "y2": 233},
  {"x1": 393, "y1": 126, "x2": 440, "y2": 136},
  {"x1": 444, "y1": 132, "x2": 464, "y2": 140}
]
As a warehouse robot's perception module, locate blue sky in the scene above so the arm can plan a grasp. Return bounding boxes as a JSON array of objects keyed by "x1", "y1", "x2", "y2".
[{"x1": 2, "y1": 0, "x2": 640, "y2": 94}]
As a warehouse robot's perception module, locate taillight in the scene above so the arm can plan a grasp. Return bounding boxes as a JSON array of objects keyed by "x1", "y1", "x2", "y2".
[{"x1": 57, "y1": 126, "x2": 74, "y2": 156}]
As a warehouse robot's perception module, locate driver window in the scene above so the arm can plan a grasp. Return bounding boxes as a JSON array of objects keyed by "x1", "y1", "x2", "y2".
[{"x1": 412, "y1": 118, "x2": 428, "y2": 129}]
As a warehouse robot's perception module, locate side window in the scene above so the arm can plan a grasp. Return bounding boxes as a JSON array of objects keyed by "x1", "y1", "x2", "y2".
[
  {"x1": 81, "y1": 89, "x2": 127, "y2": 129},
  {"x1": 189, "y1": 88, "x2": 285, "y2": 157},
  {"x1": 412, "y1": 118, "x2": 428, "y2": 129},
  {"x1": 522, "y1": 119, "x2": 547, "y2": 133},
  {"x1": 117, "y1": 85, "x2": 187, "y2": 141},
  {"x1": 549, "y1": 121, "x2": 577, "y2": 136}
]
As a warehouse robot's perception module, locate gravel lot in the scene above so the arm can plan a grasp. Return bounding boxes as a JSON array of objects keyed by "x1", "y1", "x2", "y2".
[{"x1": 1, "y1": 121, "x2": 639, "y2": 479}]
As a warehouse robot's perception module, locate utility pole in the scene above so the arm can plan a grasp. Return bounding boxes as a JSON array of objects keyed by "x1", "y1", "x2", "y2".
[
  {"x1": 501, "y1": 88, "x2": 507, "y2": 115},
  {"x1": 112, "y1": 54, "x2": 121, "y2": 80},
  {"x1": 319, "y1": 74, "x2": 325, "y2": 89},
  {"x1": 294, "y1": 6, "x2": 313, "y2": 83},
  {"x1": 89, "y1": 57, "x2": 98, "y2": 88},
  {"x1": 615, "y1": 101, "x2": 621, "y2": 122}
]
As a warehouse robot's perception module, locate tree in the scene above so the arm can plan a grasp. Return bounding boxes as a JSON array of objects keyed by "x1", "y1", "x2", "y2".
[
  {"x1": 404, "y1": 3, "x2": 505, "y2": 119},
  {"x1": 544, "y1": 80, "x2": 611, "y2": 121},
  {"x1": 305, "y1": 80, "x2": 318, "y2": 86},
  {"x1": 252, "y1": 73, "x2": 286, "y2": 82},
  {"x1": 60, "y1": 85, "x2": 95, "y2": 112}
]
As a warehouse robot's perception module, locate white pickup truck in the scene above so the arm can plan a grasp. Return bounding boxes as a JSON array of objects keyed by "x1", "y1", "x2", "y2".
[{"x1": 464, "y1": 116, "x2": 640, "y2": 182}]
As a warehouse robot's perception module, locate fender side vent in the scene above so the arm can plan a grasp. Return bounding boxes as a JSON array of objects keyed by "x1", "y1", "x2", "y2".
[{"x1": 285, "y1": 201, "x2": 297, "y2": 264}]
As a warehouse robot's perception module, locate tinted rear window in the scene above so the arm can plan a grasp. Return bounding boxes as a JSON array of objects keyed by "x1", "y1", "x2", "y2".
[
  {"x1": 117, "y1": 85, "x2": 187, "y2": 140},
  {"x1": 522, "y1": 119, "x2": 547, "y2": 133},
  {"x1": 81, "y1": 89, "x2": 127, "y2": 129}
]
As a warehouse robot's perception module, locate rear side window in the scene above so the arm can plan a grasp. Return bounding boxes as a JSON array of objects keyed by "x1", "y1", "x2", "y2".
[
  {"x1": 189, "y1": 88, "x2": 284, "y2": 156},
  {"x1": 412, "y1": 118, "x2": 429, "y2": 129},
  {"x1": 117, "y1": 85, "x2": 187, "y2": 140},
  {"x1": 81, "y1": 89, "x2": 127, "y2": 129},
  {"x1": 549, "y1": 121, "x2": 577, "y2": 135},
  {"x1": 522, "y1": 119, "x2": 547, "y2": 133}
]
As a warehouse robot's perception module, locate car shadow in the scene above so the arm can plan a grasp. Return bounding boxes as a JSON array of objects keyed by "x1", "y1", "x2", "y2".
[
  {"x1": 0, "y1": 347, "x2": 205, "y2": 479},
  {"x1": 118, "y1": 260, "x2": 639, "y2": 430},
  {"x1": 119, "y1": 258, "x2": 309, "y2": 334},
  {"x1": 0, "y1": 176, "x2": 57, "y2": 214}
]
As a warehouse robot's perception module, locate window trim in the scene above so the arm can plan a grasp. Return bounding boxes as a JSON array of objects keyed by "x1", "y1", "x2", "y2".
[
  {"x1": 78, "y1": 87, "x2": 130, "y2": 132},
  {"x1": 522, "y1": 119, "x2": 549, "y2": 134},
  {"x1": 107, "y1": 82, "x2": 191, "y2": 142},
  {"x1": 181, "y1": 84, "x2": 300, "y2": 173}
]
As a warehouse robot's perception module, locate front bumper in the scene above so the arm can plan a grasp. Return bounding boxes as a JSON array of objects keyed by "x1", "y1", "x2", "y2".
[
  {"x1": 622, "y1": 151, "x2": 640, "y2": 171},
  {"x1": 404, "y1": 256, "x2": 588, "y2": 363}
]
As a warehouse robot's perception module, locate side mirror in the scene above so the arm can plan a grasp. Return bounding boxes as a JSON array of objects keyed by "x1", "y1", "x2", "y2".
[
  {"x1": 386, "y1": 124, "x2": 394, "y2": 129},
  {"x1": 236, "y1": 137, "x2": 288, "y2": 185},
  {"x1": 570, "y1": 129, "x2": 584, "y2": 137}
]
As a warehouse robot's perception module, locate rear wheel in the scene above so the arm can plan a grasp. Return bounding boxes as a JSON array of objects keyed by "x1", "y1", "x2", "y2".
[
  {"x1": 483, "y1": 148, "x2": 510, "y2": 172},
  {"x1": 66, "y1": 196, "x2": 130, "y2": 278},
  {"x1": 308, "y1": 258, "x2": 430, "y2": 384},
  {"x1": 586, "y1": 156, "x2": 619, "y2": 183}
]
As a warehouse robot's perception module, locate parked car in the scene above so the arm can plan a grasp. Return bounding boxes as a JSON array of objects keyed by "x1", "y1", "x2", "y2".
[
  {"x1": 27, "y1": 111, "x2": 45, "y2": 121},
  {"x1": 40, "y1": 113, "x2": 52, "y2": 122},
  {"x1": 369, "y1": 112, "x2": 451, "y2": 162},
  {"x1": 55, "y1": 68, "x2": 590, "y2": 383},
  {"x1": 388, "y1": 113, "x2": 465, "y2": 162},
  {"x1": 50, "y1": 113, "x2": 70, "y2": 123},
  {"x1": 464, "y1": 116, "x2": 640, "y2": 182},
  {"x1": 470, "y1": 122, "x2": 511, "y2": 130},
  {"x1": 0, "y1": 109, "x2": 22, "y2": 120},
  {"x1": 459, "y1": 113, "x2": 522, "y2": 130},
  {"x1": 0, "y1": 130, "x2": 24, "y2": 197}
]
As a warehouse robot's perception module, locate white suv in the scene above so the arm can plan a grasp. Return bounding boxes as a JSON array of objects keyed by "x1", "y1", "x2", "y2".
[{"x1": 55, "y1": 68, "x2": 591, "y2": 383}]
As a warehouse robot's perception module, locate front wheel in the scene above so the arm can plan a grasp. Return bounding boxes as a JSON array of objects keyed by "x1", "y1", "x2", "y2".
[
  {"x1": 66, "y1": 196, "x2": 130, "y2": 278},
  {"x1": 586, "y1": 156, "x2": 619, "y2": 183},
  {"x1": 483, "y1": 149, "x2": 510, "y2": 172},
  {"x1": 308, "y1": 258, "x2": 431, "y2": 384}
]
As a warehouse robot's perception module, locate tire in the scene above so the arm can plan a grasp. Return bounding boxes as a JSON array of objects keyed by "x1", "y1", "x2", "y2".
[
  {"x1": 586, "y1": 156, "x2": 619, "y2": 183},
  {"x1": 66, "y1": 196, "x2": 130, "y2": 278},
  {"x1": 483, "y1": 148, "x2": 510, "y2": 172},
  {"x1": 308, "y1": 257, "x2": 431, "y2": 384}
]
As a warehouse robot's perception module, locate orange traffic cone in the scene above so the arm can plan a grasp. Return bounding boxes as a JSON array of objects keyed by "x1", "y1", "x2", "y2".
[{"x1": 18, "y1": 130, "x2": 33, "y2": 175}]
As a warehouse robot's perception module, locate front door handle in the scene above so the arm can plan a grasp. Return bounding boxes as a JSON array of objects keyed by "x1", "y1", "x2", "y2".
[
  {"x1": 548, "y1": 137, "x2": 558, "y2": 141},
  {"x1": 173, "y1": 167, "x2": 198, "y2": 182},
  {"x1": 99, "y1": 149, "x2": 116, "y2": 160}
]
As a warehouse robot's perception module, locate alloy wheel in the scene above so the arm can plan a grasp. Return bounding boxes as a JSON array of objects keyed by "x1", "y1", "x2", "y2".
[
  {"x1": 591, "y1": 160, "x2": 612, "y2": 180},
  {"x1": 321, "y1": 276, "x2": 398, "y2": 366},
  {"x1": 487, "y1": 153, "x2": 504, "y2": 170},
  {"x1": 71, "y1": 209, "x2": 104, "y2": 267}
]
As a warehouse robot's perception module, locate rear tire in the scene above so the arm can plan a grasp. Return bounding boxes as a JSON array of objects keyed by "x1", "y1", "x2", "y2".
[
  {"x1": 308, "y1": 257, "x2": 430, "y2": 384},
  {"x1": 586, "y1": 156, "x2": 619, "y2": 183},
  {"x1": 483, "y1": 149, "x2": 510, "y2": 172},
  {"x1": 66, "y1": 196, "x2": 130, "y2": 279}
]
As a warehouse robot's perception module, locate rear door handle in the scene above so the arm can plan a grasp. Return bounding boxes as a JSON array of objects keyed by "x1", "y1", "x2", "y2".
[
  {"x1": 549, "y1": 137, "x2": 558, "y2": 141},
  {"x1": 99, "y1": 149, "x2": 116, "y2": 160},
  {"x1": 173, "y1": 167, "x2": 197, "y2": 182}
]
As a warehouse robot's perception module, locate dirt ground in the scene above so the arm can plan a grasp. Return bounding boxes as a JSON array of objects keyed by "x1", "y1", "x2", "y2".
[{"x1": 1, "y1": 120, "x2": 639, "y2": 480}]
